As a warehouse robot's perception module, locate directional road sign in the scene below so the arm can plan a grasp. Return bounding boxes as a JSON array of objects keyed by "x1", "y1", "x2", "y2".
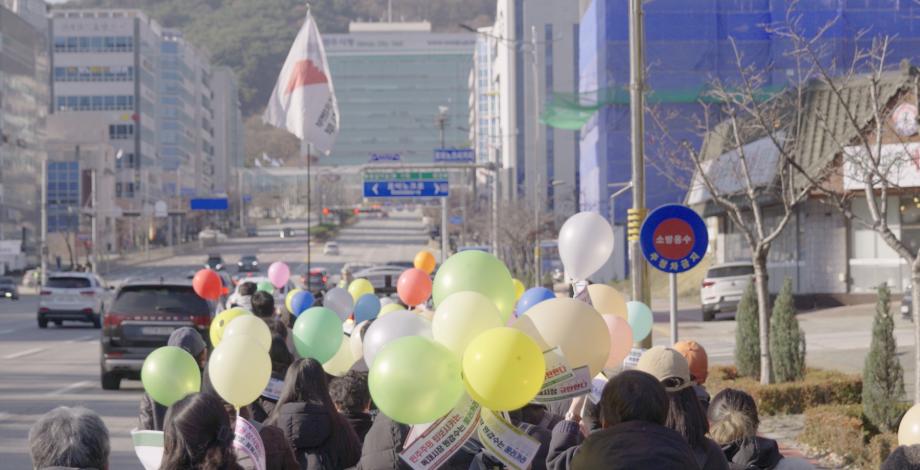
[
  {"x1": 434, "y1": 148, "x2": 474, "y2": 163},
  {"x1": 639, "y1": 204, "x2": 708, "y2": 273},
  {"x1": 363, "y1": 180, "x2": 449, "y2": 198}
]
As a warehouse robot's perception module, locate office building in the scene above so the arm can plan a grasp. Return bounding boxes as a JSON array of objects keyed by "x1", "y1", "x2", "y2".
[
  {"x1": 0, "y1": 2, "x2": 48, "y2": 254},
  {"x1": 322, "y1": 22, "x2": 475, "y2": 166}
]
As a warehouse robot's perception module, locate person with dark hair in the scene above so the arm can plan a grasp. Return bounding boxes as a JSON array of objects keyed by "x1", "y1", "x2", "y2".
[
  {"x1": 267, "y1": 317, "x2": 288, "y2": 340},
  {"x1": 329, "y1": 370, "x2": 374, "y2": 443},
  {"x1": 139, "y1": 327, "x2": 208, "y2": 431},
  {"x1": 160, "y1": 393, "x2": 244, "y2": 470},
  {"x1": 882, "y1": 445, "x2": 920, "y2": 470},
  {"x1": 266, "y1": 358, "x2": 362, "y2": 469},
  {"x1": 200, "y1": 367, "x2": 298, "y2": 470},
  {"x1": 635, "y1": 346, "x2": 727, "y2": 470},
  {"x1": 251, "y1": 290, "x2": 275, "y2": 319},
  {"x1": 252, "y1": 335, "x2": 294, "y2": 423},
  {"x1": 709, "y1": 389, "x2": 814, "y2": 470},
  {"x1": 568, "y1": 370, "x2": 700, "y2": 469},
  {"x1": 29, "y1": 406, "x2": 110, "y2": 470}
]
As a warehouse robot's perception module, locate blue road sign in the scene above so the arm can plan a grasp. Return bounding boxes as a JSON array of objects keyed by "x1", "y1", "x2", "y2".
[
  {"x1": 639, "y1": 204, "x2": 708, "y2": 274},
  {"x1": 190, "y1": 198, "x2": 229, "y2": 211},
  {"x1": 434, "y1": 148, "x2": 474, "y2": 163},
  {"x1": 449, "y1": 215, "x2": 463, "y2": 225},
  {"x1": 242, "y1": 194, "x2": 252, "y2": 203},
  {"x1": 363, "y1": 180, "x2": 449, "y2": 198},
  {"x1": 369, "y1": 152, "x2": 401, "y2": 163}
]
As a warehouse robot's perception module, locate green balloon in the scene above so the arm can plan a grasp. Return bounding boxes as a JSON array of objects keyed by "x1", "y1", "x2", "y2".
[
  {"x1": 432, "y1": 251, "x2": 516, "y2": 323},
  {"x1": 141, "y1": 346, "x2": 201, "y2": 406},
  {"x1": 257, "y1": 281, "x2": 274, "y2": 293},
  {"x1": 369, "y1": 336, "x2": 464, "y2": 424},
  {"x1": 292, "y1": 307, "x2": 343, "y2": 363}
]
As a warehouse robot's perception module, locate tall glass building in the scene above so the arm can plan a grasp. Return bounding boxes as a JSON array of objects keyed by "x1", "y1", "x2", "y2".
[
  {"x1": 0, "y1": 3, "x2": 48, "y2": 247},
  {"x1": 322, "y1": 22, "x2": 475, "y2": 166}
]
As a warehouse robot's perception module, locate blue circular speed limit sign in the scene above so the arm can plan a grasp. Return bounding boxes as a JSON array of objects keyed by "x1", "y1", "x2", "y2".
[{"x1": 639, "y1": 204, "x2": 708, "y2": 274}]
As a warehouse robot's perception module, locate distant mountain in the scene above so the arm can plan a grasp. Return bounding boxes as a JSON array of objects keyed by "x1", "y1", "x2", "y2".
[{"x1": 69, "y1": 0, "x2": 495, "y2": 116}]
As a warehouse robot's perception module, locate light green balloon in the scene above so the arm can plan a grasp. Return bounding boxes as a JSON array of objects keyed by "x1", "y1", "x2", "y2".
[
  {"x1": 293, "y1": 307, "x2": 343, "y2": 363},
  {"x1": 369, "y1": 336, "x2": 464, "y2": 424},
  {"x1": 257, "y1": 280, "x2": 274, "y2": 293},
  {"x1": 432, "y1": 251, "x2": 516, "y2": 323},
  {"x1": 141, "y1": 346, "x2": 201, "y2": 406}
]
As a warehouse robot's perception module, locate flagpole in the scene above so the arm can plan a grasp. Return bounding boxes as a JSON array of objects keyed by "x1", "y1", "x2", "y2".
[{"x1": 302, "y1": 138, "x2": 312, "y2": 279}]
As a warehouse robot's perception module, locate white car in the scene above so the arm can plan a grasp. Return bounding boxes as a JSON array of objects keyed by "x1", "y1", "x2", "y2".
[
  {"x1": 38, "y1": 272, "x2": 112, "y2": 328},
  {"x1": 323, "y1": 242, "x2": 340, "y2": 256},
  {"x1": 700, "y1": 262, "x2": 754, "y2": 321}
]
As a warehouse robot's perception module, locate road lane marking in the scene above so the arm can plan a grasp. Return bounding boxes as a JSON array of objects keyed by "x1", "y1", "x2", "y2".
[
  {"x1": 0, "y1": 413, "x2": 10, "y2": 422},
  {"x1": 4, "y1": 347, "x2": 46, "y2": 359},
  {"x1": 67, "y1": 334, "x2": 96, "y2": 343},
  {"x1": 46, "y1": 380, "x2": 92, "y2": 396},
  {"x1": 0, "y1": 329, "x2": 16, "y2": 335}
]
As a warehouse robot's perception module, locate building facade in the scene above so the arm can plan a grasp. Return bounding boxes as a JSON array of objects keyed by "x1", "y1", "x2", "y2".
[
  {"x1": 322, "y1": 22, "x2": 475, "y2": 166},
  {"x1": 0, "y1": 2, "x2": 48, "y2": 254},
  {"x1": 211, "y1": 66, "x2": 244, "y2": 195}
]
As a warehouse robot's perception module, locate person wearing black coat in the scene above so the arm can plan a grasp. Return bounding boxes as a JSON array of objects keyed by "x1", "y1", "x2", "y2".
[
  {"x1": 251, "y1": 335, "x2": 292, "y2": 423},
  {"x1": 329, "y1": 370, "x2": 374, "y2": 444},
  {"x1": 569, "y1": 370, "x2": 700, "y2": 469},
  {"x1": 266, "y1": 358, "x2": 362, "y2": 470}
]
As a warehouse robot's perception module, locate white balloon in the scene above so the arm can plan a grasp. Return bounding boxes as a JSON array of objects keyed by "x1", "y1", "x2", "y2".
[
  {"x1": 380, "y1": 297, "x2": 394, "y2": 307},
  {"x1": 349, "y1": 320, "x2": 370, "y2": 362},
  {"x1": 223, "y1": 315, "x2": 272, "y2": 352},
  {"x1": 558, "y1": 211, "x2": 614, "y2": 280},
  {"x1": 324, "y1": 287, "x2": 354, "y2": 321},
  {"x1": 362, "y1": 310, "x2": 432, "y2": 367}
]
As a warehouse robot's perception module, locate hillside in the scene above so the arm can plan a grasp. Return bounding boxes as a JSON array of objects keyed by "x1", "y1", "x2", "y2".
[{"x1": 70, "y1": 0, "x2": 495, "y2": 116}]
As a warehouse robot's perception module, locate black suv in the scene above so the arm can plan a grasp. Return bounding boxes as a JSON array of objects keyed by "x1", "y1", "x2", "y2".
[
  {"x1": 205, "y1": 254, "x2": 225, "y2": 271},
  {"x1": 100, "y1": 278, "x2": 213, "y2": 390},
  {"x1": 237, "y1": 255, "x2": 259, "y2": 272},
  {"x1": 0, "y1": 277, "x2": 18, "y2": 300}
]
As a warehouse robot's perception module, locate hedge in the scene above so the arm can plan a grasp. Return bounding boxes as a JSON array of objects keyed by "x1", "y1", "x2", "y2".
[
  {"x1": 799, "y1": 404, "x2": 903, "y2": 469},
  {"x1": 707, "y1": 366, "x2": 862, "y2": 415}
]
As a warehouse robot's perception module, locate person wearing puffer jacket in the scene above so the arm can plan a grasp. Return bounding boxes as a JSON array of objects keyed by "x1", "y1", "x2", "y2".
[
  {"x1": 708, "y1": 389, "x2": 814, "y2": 470},
  {"x1": 265, "y1": 358, "x2": 362, "y2": 470}
]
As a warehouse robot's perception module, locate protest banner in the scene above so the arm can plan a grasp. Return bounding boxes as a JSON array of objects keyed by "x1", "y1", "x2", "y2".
[
  {"x1": 400, "y1": 393, "x2": 481, "y2": 470},
  {"x1": 534, "y1": 347, "x2": 591, "y2": 403},
  {"x1": 477, "y1": 409, "x2": 541, "y2": 470},
  {"x1": 131, "y1": 429, "x2": 163, "y2": 470},
  {"x1": 234, "y1": 416, "x2": 266, "y2": 470}
]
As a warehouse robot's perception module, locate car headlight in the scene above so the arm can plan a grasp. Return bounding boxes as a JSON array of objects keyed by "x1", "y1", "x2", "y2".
[
  {"x1": 253, "y1": 261, "x2": 258, "y2": 266},
  {"x1": 216, "y1": 264, "x2": 223, "y2": 269},
  {"x1": 3, "y1": 292, "x2": 10, "y2": 298}
]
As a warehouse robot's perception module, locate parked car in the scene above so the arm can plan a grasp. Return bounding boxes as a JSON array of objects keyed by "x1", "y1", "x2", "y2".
[
  {"x1": 198, "y1": 229, "x2": 227, "y2": 246},
  {"x1": 0, "y1": 277, "x2": 18, "y2": 300},
  {"x1": 245, "y1": 226, "x2": 259, "y2": 237},
  {"x1": 902, "y1": 287, "x2": 913, "y2": 320},
  {"x1": 279, "y1": 227, "x2": 295, "y2": 238},
  {"x1": 353, "y1": 266, "x2": 405, "y2": 296},
  {"x1": 38, "y1": 272, "x2": 112, "y2": 328},
  {"x1": 100, "y1": 278, "x2": 214, "y2": 390},
  {"x1": 323, "y1": 242, "x2": 340, "y2": 256},
  {"x1": 700, "y1": 262, "x2": 755, "y2": 321},
  {"x1": 237, "y1": 254, "x2": 259, "y2": 273},
  {"x1": 205, "y1": 254, "x2": 225, "y2": 271},
  {"x1": 301, "y1": 267, "x2": 330, "y2": 296}
]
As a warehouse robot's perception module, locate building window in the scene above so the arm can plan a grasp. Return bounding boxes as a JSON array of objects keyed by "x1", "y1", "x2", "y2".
[
  {"x1": 53, "y1": 65, "x2": 133, "y2": 82},
  {"x1": 109, "y1": 124, "x2": 134, "y2": 140},
  {"x1": 52, "y1": 35, "x2": 134, "y2": 53},
  {"x1": 56, "y1": 95, "x2": 134, "y2": 111},
  {"x1": 115, "y1": 182, "x2": 122, "y2": 197}
]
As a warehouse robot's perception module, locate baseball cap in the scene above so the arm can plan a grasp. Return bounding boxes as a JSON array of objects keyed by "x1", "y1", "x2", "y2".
[
  {"x1": 673, "y1": 340, "x2": 709, "y2": 384},
  {"x1": 636, "y1": 346, "x2": 692, "y2": 392},
  {"x1": 168, "y1": 327, "x2": 207, "y2": 357}
]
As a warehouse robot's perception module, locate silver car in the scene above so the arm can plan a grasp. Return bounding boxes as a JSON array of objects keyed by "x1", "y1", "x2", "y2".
[{"x1": 700, "y1": 262, "x2": 754, "y2": 321}]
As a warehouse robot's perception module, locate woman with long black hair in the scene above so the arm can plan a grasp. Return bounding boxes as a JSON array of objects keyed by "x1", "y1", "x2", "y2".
[
  {"x1": 266, "y1": 357, "x2": 362, "y2": 469},
  {"x1": 160, "y1": 392, "x2": 244, "y2": 470}
]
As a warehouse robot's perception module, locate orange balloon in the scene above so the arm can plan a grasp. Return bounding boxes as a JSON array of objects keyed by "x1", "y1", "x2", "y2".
[
  {"x1": 192, "y1": 269, "x2": 223, "y2": 300},
  {"x1": 397, "y1": 268, "x2": 433, "y2": 306},
  {"x1": 413, "y1": 251, "x2": 437, "y2": 275}
]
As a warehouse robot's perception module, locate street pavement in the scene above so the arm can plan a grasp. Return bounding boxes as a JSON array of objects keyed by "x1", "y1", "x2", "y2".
[{"x1": 0, "y1": 210, "x2": 433, "y2": 469}]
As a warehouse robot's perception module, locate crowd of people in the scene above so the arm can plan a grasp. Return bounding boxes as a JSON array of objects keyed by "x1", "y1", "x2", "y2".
[{"x1": 24, "y1": 281, "x2": 920, "y2": 469}]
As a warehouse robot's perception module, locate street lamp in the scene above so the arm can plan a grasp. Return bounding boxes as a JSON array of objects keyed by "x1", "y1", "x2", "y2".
[{"x1": 607, "y1": 182, "x2": 632, "y2": 228}]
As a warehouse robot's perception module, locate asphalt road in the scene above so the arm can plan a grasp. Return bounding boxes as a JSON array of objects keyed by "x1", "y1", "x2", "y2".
[{"x1": 0, "y1": 211, "x2": 434, "y2": 469}]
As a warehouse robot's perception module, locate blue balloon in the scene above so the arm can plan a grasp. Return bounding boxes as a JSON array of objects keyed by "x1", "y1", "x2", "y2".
[
  {"x1": 354, "y1": 293, "x2": 381, "y2": 324},
  {"x1": 290, "y1": 291, "x2": 315, "y2": 317},
  {"x1": 516, "y1": 287, "x2": 556, "y2": 317}
]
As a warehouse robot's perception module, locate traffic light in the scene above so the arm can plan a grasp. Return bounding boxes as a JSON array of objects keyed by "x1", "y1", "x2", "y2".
[
  {"x1": 627, "y1": 208, "x2": 646, "y2": 242},
  {"x1": 322, "y1": 207, "x2": 330, "y2": 216}
]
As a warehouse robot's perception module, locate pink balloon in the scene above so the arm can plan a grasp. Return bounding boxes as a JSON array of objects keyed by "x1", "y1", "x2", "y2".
[
  {"x1": 396, "y1": 268, "x2": 433, "y2": 306},
  {"x1": 267, "y1": 261, "x2": 290, "y2": 288},
  {"x1": 602, "y1": 314, "x2": 633, "y2": 368}
]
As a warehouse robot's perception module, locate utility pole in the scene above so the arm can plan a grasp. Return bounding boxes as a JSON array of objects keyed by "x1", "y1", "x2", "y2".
[
  {"x1": 238, "y1": 169, "x2": 244, "y2": 231},
  {"x1": 40, "y1": 150, "x2": 48, "y2": 286},
  {"x1": 303, "y1": 140, "x2": 312, "y2": 275},
  {"x1": 530, "y1": 25, "x2": 542, "y2": 287},
  {"x1": 437, "y1": 106, "x2": 449, "y2": 264},
  {"x1": 143, "y1": 167, "x2": 149, "y2": 260},
  {"x1": 90, "y1": 169, "x2": 98, "y2": 273},
  {"x1": 628, "y1": 0, "x2": 651, "y2": 347}
]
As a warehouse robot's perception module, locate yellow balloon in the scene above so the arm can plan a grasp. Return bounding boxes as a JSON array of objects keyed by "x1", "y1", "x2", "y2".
[
  {"x1": 414, "y1": 250, "x2": 437, "y2": 275},
  {"x1": 512, "y1": 279, "x2": 525, "y2": 301},
  {"x1": 285, "y1": 288, "x2": 302, "y2": 313},
  {"x1": 223, "y1": 314, "x2": 272, "y2": 352},
  {"x1": 378, "y1": 303, "x2": 404, "y2": 317},
  {"x1": 900, "y1": 404, "x2": 920, "y2": 445},
  {"x1": 348, "y1": 279, "x2": 375, "y2": 301},
  {"x1": 323, "y1": 335, "x2": 354, "y2": 377},
  {"x1": 462, "y1": 327, "x2": 545, "y2": 411},
  {"x1": 587, "y1": 284, "x2": 628, "y2": 318},
  {"x1": 433, "y1": 292, "x2": 503, "y2": 356},
  {"x1": 210, "y1": 307, "x2": 251, "y2": 347},
  {"x1": 512, "y1": 298, "x2": 611, "y2": 376},
  {"x1": 207, "y1": 335, "x2": 271, "y2": 408}
]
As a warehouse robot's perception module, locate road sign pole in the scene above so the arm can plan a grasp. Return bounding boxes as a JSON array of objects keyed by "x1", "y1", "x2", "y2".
[
  {"x1": 441, "y1": 196, "x2": 449, "y2": 264},
  {"x1": 669, "y1": 272, "x2": 678, "y2": 344}
]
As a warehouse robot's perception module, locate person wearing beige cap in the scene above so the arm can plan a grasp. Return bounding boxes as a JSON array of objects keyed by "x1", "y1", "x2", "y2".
[
  {"x1": 674, "y1": 340, "x2": 712, "y2": 412},
  {"x1": 637, "y1": 346, "x2": 729, "y2": 470}
]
